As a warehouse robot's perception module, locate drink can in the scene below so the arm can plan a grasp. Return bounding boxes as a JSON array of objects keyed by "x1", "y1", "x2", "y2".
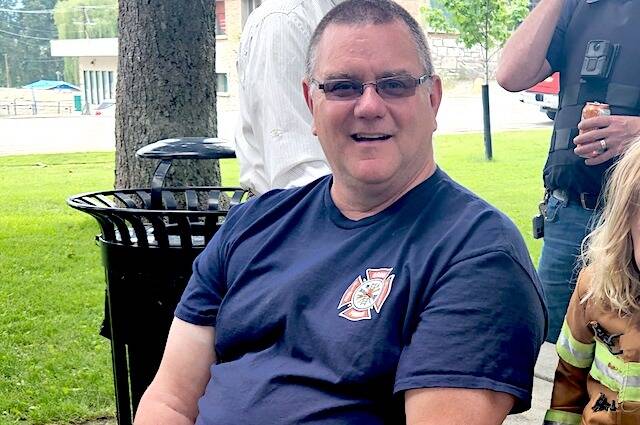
[{"x1": 580, "y1": 102, "x2": 610, "y2": 134}]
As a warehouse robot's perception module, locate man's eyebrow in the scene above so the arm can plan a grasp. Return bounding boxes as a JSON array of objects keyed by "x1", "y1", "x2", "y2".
[
  {"x1": 322, "y1": 70, "x2": 415, "y2": 80},
  {"x1": 378, "y1": 70, "x2": 413, "y2": 78},
  {"x1": 323, "y1": 72, "x2": 355, "y2": 80}
]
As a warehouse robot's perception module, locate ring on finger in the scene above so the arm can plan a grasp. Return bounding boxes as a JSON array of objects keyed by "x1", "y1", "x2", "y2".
[{"x1": 600, "y1": 139, "x2": 607, "y2": 151}]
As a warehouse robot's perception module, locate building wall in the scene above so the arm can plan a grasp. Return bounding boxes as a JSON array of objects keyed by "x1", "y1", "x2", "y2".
[
  {"x1": 215, "y1": 0, "x2": 243, "y2": 112},
  {"x1": 429, "y1": 32, "x2": 500, "y2": 80},
  {"x1": 78, "y1": 56, "x2": 118, "y2": 107}
]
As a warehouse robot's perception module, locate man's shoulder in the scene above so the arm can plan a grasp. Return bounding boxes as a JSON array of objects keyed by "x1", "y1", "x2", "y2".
[
  {"x1": 434, "y1": 171, "x2": 519, "y2": 232},
  {"x1": 226, "y1": 176, "x2": 329, "y2": 225},
  {"x1": 431, "y1": 171, "x2": 532, "y2": 262}
]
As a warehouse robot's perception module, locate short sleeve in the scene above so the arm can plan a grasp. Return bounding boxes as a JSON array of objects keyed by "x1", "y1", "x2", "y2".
[
  {"x1": 394, "y1": 250, "x2": 546, "y2": 413},
  {"x1": 174, "y1": 204, "x2": 248, "y2": 326},
  {"x1": 546, "y1": 0, "x2": 579, "y2": 71}
]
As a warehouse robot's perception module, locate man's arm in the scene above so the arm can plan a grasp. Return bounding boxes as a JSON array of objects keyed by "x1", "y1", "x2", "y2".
[
  {"x1": 394, "y1": 249, "x2": 545, "y2": 421},
  {"x1": 134, "y1": 318, "x2": 216, "y2": 425},
  {"x1": 496, "y1": 0, "x2": 564, "y2": 92},
  {"x1": 405, "y1": 388, "x2": 515, "y2": 425}
]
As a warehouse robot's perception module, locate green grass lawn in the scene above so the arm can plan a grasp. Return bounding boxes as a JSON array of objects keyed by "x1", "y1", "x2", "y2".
[{"x1": 0, "y1": 129, "x2": 550, "y2": 424}]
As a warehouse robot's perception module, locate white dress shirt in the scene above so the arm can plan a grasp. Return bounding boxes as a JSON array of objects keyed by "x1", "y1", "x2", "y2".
[{"x1": 235, "y1": 0, "x2": 339, "y2": 195}]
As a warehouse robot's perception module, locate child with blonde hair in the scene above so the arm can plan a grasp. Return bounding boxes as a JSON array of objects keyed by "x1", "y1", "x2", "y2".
[{"x1": 543, "y1": 141, "x2": 640, "y2": 425}]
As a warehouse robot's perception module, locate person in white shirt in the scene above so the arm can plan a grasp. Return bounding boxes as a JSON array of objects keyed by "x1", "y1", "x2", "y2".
[{"x1": 234, "y1": 0, "x2": 341, "y2": 195}]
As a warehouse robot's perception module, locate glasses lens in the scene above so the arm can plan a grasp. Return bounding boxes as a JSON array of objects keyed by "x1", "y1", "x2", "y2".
[
  {"x1": 377, "y1": 76, "x2": 416, "y2": 98},
  {"x1": 323, "y1": 80, "x2": 361, "y2": 99}
]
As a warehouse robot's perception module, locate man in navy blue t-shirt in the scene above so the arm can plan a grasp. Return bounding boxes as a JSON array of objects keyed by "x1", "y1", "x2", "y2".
[{"x1": 135, "y1": 1, "x2": 547, "y2": 423}]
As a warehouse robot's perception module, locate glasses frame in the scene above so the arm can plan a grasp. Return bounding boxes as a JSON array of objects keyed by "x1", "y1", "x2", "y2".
[{"x1": 312, "y1": 74, "x2": 432, "y2": 101}]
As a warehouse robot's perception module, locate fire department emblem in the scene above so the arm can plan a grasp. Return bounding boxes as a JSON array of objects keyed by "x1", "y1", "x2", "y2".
[{"x1": 337, "y1": 268, "x2": 395, "y2": 321}]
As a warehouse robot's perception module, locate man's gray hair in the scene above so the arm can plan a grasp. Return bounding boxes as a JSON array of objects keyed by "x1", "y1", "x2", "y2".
[{"x1": 305, "y1": 0, "x2": 434, "y2": 79}]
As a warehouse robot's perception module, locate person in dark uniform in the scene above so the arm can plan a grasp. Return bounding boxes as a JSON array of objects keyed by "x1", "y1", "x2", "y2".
[{"x1": 497, "y1": 0, "x2": 640, "y2": 343}]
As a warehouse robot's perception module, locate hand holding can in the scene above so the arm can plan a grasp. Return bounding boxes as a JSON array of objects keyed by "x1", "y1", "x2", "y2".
[
  {"x1": 579, "y1": 102, "x2": 610, "y2": 135},
  {"x1": 576, "y1": 102, "x2": 610, "y2": 158}
]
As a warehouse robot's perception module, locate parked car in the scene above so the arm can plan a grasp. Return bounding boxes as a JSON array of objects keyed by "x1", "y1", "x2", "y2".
[
  {"x1": 519, "y1": 72, "x2": 559, "y2": 120},
  {"x1": 95, "y1": 99, "x2": 116, "y2": 116}
]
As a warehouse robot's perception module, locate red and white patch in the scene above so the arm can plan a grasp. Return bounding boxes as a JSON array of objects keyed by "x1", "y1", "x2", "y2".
[{"x1": 337, "y1": 268, "x2": 395, "y2": 321}]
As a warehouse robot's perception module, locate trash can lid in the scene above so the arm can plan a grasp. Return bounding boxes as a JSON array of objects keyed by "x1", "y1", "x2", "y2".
[{"x1": 136, "y1": 137, "x2": 236, "y2": 160}]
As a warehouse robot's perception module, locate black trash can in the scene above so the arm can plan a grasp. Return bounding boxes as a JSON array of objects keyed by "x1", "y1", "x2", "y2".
[{"x1": 67, "y1": 138, "x2": 247, "y2": 425}]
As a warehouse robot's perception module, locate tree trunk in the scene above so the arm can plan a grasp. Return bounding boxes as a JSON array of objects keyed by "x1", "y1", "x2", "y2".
[{"x1": 115, "y1": 0, "x2": 219, "y2": 189}]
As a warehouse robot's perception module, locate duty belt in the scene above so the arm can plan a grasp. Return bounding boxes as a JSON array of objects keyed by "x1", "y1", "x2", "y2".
[{"x1": 551, "y1": 189, "x2": 599, "y2": 210}]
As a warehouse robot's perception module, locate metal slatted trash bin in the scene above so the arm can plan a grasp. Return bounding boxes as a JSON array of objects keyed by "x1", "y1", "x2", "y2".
[{"x1": 67, "y1": 138, "x2": 247, "y2": 425}]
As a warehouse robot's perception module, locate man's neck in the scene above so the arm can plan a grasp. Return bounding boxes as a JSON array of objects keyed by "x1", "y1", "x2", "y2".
[{"x1": 331, "y1": 162, "x2": 437, "y2": 221}]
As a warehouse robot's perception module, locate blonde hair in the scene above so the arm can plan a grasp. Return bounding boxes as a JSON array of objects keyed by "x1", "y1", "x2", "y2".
[{"x1": 581, "y1": 139, "x2": 640, "y2": 315}]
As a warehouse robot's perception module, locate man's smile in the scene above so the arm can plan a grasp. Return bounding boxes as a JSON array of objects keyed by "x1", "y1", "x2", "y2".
[{"x1": 351, "y1": 133, "x2": 393, "y2": 142}]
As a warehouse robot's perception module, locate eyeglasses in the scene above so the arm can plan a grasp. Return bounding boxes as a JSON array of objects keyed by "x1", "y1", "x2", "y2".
[{"x1": 312, "y1": 74, "x2": 432, "y2": 101}]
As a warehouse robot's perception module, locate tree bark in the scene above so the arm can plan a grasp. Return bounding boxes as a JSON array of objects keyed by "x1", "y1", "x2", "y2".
[{"x1": 115, "y1": 0, "x2": 219, "y2": 189}]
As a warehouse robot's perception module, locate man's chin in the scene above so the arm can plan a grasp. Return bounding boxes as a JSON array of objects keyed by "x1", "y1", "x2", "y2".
[{"x1": 343, "y1": 170, "x2": 397, "y2": 188}]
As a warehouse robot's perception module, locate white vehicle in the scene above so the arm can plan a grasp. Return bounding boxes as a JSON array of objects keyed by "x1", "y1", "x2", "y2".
[{"x1": 518, "y1": 73, "x2": 559, "y2": 120}]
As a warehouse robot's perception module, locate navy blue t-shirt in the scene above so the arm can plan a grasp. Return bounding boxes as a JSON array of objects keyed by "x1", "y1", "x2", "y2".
[{"x1": 176, "y1": 169, "x2": 547, "y2": 424}]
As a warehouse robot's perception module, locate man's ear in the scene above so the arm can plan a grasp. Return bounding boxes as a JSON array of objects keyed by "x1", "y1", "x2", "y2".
[
  {"x1": 429, "y1": 75, "x2": 443, "y2": 115},
  {"x1": 302, "y1": 79, "x2": 314, "y2": 113},
  {"x1": 302, "y1": 79, "x2": 318, "y2": 136},
  {"x1": 428, "y1": 75, "x2": 443, "y2": 132}
]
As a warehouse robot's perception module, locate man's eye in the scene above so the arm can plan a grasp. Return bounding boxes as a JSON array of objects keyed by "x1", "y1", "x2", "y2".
[
  {"x1": 328, "y1": 80, "x2": 359, "y2": 92},
  {"x1": 380, "y1": 79, "x2": 408, "y2": 90}
]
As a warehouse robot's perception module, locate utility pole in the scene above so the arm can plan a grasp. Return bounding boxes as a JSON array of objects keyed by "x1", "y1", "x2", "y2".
[
  {"x1": 83, "y1": 6, "x2": 91, "y2": 38},
  {"x1": 3, "y1": 53, "x2": 9, "y2": 88},
  {"x1": 73, "y1": 6, "x2": 95, "y2": 38}
]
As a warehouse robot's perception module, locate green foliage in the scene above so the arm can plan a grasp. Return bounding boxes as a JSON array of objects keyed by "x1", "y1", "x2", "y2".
[
  {"x1": 423, "y1": 0, "x2": 528, "y2": 49},
  {"x1": 421, "y1": 0, "x2": 528, "y2": 81},
  {"x1": 53, "y1": 0, "x2": 117, "y2": 83},
  {"x1": 423, "y1": 7, "x2": 455, "y2": 34},
  {"x1": 53, "y1": 0, "x2": 117, "y2": 39},
  {"x1": 0, "y1": 0, "x2": 64, "y2": 87}
]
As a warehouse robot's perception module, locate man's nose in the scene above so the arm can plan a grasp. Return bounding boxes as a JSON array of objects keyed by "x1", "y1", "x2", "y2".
[{"x1": 354, "y1": 85, "x2": 387, "y2": 119}]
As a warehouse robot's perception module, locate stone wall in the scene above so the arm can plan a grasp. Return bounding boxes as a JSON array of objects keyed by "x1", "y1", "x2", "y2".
[{"x1": 428, "y1": 32, "x2": 500, "y2": 80}]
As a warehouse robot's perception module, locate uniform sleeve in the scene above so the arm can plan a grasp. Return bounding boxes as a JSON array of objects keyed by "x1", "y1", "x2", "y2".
[
  {"x1": 394, "y1": 250, "x2": 546, "y2": 414},
  {"x1": 546, "y1": 0, "x2": 579, "y2": 72},
  {"x1": 544, "y1": 269, "x2": 594, "y2": 425},
  {"x1": 236, "y1": 12, "x2": 329, "y2": 193}
]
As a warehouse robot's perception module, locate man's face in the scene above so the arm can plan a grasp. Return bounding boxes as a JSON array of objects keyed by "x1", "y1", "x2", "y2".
[{"x1": 303, "y1": 20, "x2": 442, "y2": 191}]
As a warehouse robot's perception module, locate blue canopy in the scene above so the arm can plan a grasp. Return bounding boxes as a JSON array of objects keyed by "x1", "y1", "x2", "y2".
[{"x1": 22, "y1": 80, "x2": 80, "y2": 91}]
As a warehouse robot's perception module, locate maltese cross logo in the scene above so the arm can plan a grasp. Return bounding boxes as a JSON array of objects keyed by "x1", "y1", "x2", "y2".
[{"x1": 337, "y1": 268, "x2": 395, "y2": 321}]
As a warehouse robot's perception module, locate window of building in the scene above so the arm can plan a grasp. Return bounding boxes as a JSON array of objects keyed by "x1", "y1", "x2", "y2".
[
  {"x1": 96, "y1": 71, "x2": 103, "y2": 103},
  {"x1": 107, "y1": 71, "x2": 114, "y2": 99},
  {"x1": 83, "y1": 71, "x2": 90, "y2": 105},
  {"x1": 90, "y1": 71, "x2": 98, "y2": 104},
  {"x1": 83, "y1": 69, "x2": 116, "y2": 105},
  {"x1": 215, "y1": 0, "x2": 226, "y2": 35},
  {"x1": 242, "y1": 0, "x2": 262, "y2": 27},
  {"x1": 216, "y1": 73, "x2": 228, "y2": 93}
]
